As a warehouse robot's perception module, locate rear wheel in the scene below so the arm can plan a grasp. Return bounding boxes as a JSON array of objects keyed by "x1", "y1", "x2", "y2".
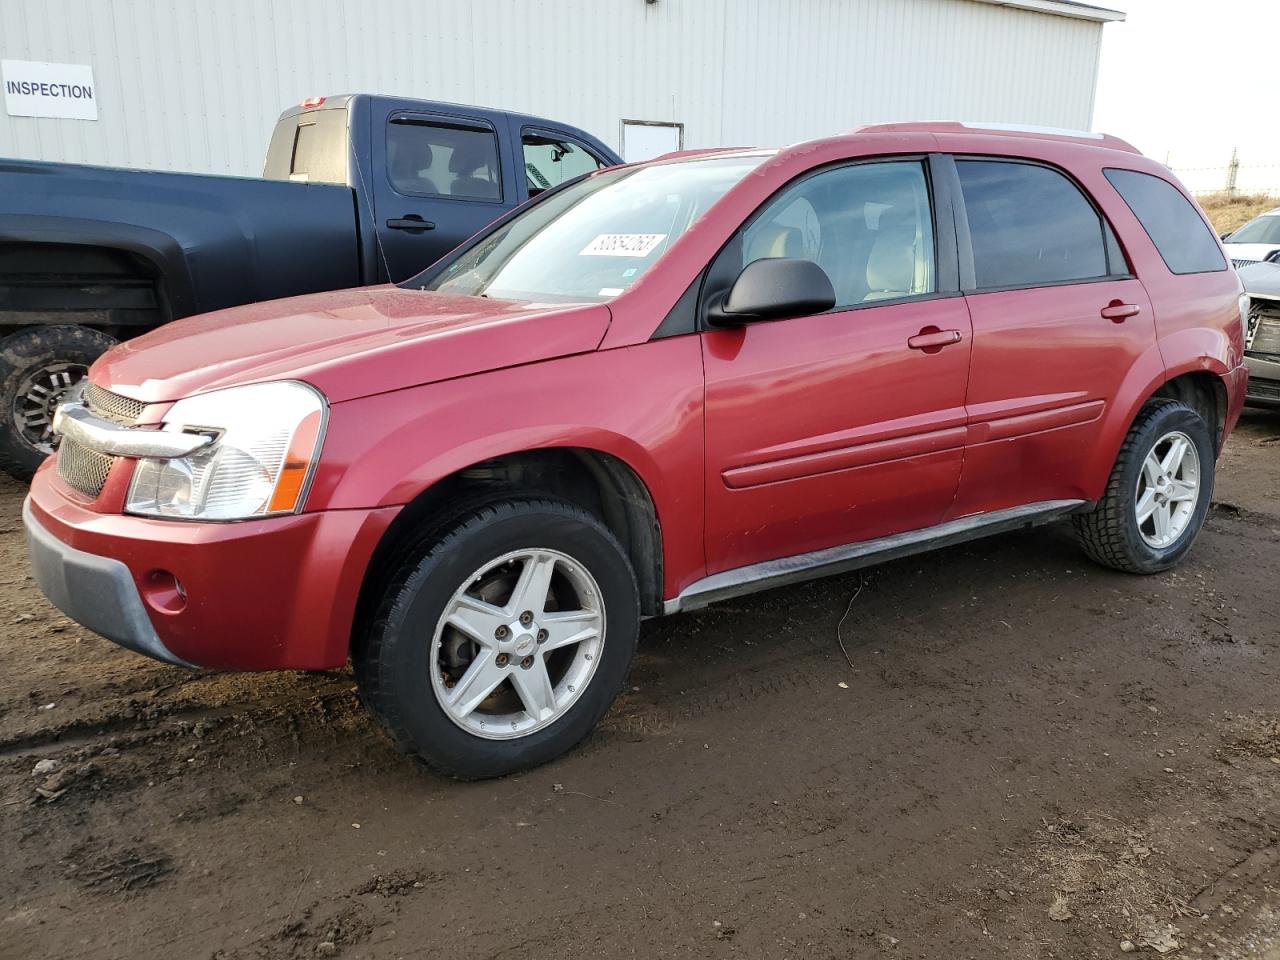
[
  {"x1": 1073, "y1": 399, "x2": 1214, "y2": 574},
  {"x1": 354, "y1": 498, "x2": 639, "y2": 779},
  {"x1": 0, "y1": 325, "x2": 118, "y2": 480}
]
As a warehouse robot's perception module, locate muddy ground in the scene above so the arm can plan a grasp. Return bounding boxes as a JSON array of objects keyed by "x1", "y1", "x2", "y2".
[{"x1": 2, "y1": 412, "x2": 1279, "y2": 960}]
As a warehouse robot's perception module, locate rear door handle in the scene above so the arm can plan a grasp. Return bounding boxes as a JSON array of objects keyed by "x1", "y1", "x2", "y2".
[
  {"x1": 385, "y1": 216, "x2": 436, "y2": 232},
  {"x1": 907, "y1": 328, "x2": 963, "y2": 351},
  {"x1": 1101, "y1": 301, "x2": 1141, "y2": 322}
]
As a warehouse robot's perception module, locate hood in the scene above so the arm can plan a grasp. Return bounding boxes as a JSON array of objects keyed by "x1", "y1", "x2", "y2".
[
  {"x1": 92, "y1": 286, "x2": 612, "y2": 404},
  {"x1": 1224, "y1": 242, "x2": 1280, "y2": 265},
  {"x1": 1240, "y1": 262, "x2": 1280, "y2": 300}
]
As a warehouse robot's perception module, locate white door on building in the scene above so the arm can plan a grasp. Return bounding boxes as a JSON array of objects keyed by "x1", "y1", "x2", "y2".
[{"x1": 621, "y1": 121, "x2": 683, "y2": 162}]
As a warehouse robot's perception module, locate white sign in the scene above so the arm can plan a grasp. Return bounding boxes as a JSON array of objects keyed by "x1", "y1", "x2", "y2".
[
  {"x1": 2, "y1": 60, "x2": 98, "y2": 121},
  {"x1": 580, "y1": 234, "x2": 667, "y2": 258}
]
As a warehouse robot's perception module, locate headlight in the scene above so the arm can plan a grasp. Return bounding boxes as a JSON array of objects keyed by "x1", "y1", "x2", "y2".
[
  {"x1": 1241, "y1": 293, "x2": 1251, "y2": 348},
  {"x1": 126, "y1": 381, "x2": 326, "y2": 520}
]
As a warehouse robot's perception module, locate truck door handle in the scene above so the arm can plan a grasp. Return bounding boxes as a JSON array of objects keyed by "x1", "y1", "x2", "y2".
[
  {"x1": 907, "y1": 328, "x2": 963, "y2": 352},
  {"x1": 386, "y1": 216, "x2": 436, "y2": 232},
  {"x1": 1101, "y1": 301, "x2": 1141, "y2": 322}
]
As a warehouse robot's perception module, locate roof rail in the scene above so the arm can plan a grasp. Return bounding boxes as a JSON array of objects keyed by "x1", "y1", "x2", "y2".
[{"x1": 853, "y1": 121, "x2": 1141, "y2": 155}]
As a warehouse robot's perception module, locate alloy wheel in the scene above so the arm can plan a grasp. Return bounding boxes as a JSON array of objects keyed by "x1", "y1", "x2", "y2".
[
  {"x1": 14, "y1": 362, "x2": 88, "y2": 453},
  {"x1": 430, "y1": 548, "x2": 605, "y2": 739},
  {"x1": 1134, "y1": 429, "x2": 1201, "y2": 549}
]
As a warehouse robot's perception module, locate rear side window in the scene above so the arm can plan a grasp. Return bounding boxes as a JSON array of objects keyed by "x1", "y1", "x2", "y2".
[
  {"x1": 387, "y1": 118, "x2": 502, "y2": 201},
  {"x1": 1104, "y1": 169, "x2": 1227, "y2": 275},
  {"x1": 263, "y1": 109, "x2": 348, "y2": 185},
  {"x1": 957, "y1": 160, "x2": 1121, "y2": 290}
]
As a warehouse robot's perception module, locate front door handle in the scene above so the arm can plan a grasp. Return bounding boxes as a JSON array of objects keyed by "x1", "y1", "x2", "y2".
[
  {"x1": 907, "y1": 327, "x2": 963, "y2": 352},
  {"x1": 385, "y1": 216, "x2": 436, "y2": 232},
  {"x1": 1101, "y1": 301, "x2": 1141, "y2": 323}
]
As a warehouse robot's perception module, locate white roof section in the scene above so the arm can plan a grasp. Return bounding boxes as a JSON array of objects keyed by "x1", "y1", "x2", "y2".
[{"x1": 970, "y1": 0, "x2": 1126, "y2": 22}]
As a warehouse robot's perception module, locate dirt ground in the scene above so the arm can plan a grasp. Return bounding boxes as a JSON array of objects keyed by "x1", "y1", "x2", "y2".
[{"x1": 1, "y1": 411, "x2": 1279, "y2": 960}]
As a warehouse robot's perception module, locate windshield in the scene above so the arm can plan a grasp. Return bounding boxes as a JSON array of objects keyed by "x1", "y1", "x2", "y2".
[
  {"x1": 1229, "y1": 215, "x2": 1280, "y2": 245},
  {"x1": 413, "y1": 153, "x2": 770, "y2": 303}
]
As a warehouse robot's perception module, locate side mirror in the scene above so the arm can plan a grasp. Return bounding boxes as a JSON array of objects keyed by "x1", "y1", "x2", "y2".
[
  {"x1": 708, "y1": 257, "x2": 836, "y2": 326},
  {"x1": 1220, "y1": 231, "x2": 1234, "y2": 241}
]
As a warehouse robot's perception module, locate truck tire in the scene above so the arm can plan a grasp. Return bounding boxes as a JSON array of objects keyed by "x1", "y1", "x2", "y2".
[
  {"x1": 354, "y1": 497, "x2": 639, "y2": 779},
  {"x1": 0, "y1": 325, "x2": 118, "y2": 481},
  {"x1": 1072, "y1": 399, "x2": 1215, "y2": 574}
]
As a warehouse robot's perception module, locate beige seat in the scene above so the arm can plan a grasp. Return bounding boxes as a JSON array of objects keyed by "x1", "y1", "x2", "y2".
[
  {"x1": 862, "y1": 207, "x2": 921, "y2": 302},
  {"x1": 744, "y1": 224, "x2": 804, "y2": 264}
]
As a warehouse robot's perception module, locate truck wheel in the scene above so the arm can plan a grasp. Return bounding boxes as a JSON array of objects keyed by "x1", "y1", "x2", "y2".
[
  {"x1": 354, "y1": 498, "x2": 639, "y2": 779},
  {"x1": 1073, "y1": 399, "x2": 1215, "y2": 574},
  {"x1": 0, "y1": 326, "x2": 118, "y2": 480}
]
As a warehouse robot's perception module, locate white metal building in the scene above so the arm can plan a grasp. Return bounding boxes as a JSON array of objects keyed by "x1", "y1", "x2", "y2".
[{"x1": 1, "y1": 0, "x2": 1124, "y2": 177}]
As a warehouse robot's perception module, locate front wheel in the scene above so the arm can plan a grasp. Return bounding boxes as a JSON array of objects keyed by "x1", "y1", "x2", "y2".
[
  {"x1": 0, "y1": 325, "x2": 119, "y2": 480},
  {"x1": 1073, "y1": 399, "x2": 1215, "y2": 574},
  {"x1": 354, "y1": 498, "x2": 640, "y2": 779}
]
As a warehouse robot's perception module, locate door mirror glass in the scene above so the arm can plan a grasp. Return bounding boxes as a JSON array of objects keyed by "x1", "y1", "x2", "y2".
[{"x1": 710, "y1": 257, "x2": 836, "y2": 326}]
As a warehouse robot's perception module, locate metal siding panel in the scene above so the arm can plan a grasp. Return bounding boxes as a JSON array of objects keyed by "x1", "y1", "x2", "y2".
[{"x1": 0, "y1": 0, "x2": 1106, "y2": 176}]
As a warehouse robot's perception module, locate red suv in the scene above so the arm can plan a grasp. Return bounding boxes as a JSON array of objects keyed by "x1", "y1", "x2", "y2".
[{"x1": 25, "y1": 123, "x2": 1248, "y2": 778}]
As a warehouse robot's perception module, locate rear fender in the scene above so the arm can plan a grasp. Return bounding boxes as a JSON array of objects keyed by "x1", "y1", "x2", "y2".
[{"x1": 0, "y1": 215, "x2": 195, "y2": 320}]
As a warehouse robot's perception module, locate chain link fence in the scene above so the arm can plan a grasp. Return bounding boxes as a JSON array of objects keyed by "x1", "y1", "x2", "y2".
[{"x1": 1169, "y1": 151, "x2": 1280, "y2": 197}]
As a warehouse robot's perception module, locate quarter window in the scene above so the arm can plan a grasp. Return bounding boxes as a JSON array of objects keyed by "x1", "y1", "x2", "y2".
[
  {"x1": 522, "y1": 133, "x2": 605, "y2": 197},
  {"x1": 741, "y1": 160, "x2": 936, "y2": 309},
  {"x1": 387, "y1": 119, "x2": 501, "y2": 201},
  {"x1": 957, "y1": 160, "x2": 1120, "y2": 289},
  {"x1": 1104, "y1": 169, "x2": 1227, "y2": 275}
]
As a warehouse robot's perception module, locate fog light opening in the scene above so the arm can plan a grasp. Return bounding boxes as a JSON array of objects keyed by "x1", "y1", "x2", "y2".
[{"x1": 142, "y1": 569, "x2": 187, "y2": 614}]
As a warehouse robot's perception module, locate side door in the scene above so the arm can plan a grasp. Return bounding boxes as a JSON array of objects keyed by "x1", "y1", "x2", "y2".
[
  {"x1": 513, "y1": 124, "x2": 612, "y2": 203},
  {"x1": 371, "y1": 110, "x2": 514, "y2": 281},
  {"x1": 702, "y1": 157, "x2": 972, "y2": 575},
  {"x1": 945, "y1": 156, "x2": 1155, "y2": 517}
]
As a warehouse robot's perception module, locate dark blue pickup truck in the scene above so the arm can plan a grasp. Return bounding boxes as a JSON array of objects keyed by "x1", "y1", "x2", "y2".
[{"x1": 0, "y1": 93, "x2": 621, "y2": 477}]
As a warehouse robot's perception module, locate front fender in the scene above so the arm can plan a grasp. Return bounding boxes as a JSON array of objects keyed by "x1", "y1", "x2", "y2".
[{"x1": 308, "y1": 338, "x2": 708, "y2": 598}]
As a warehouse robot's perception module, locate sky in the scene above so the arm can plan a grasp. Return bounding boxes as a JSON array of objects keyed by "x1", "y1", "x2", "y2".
[{"x1": 1092, "y1": 0, "x2": 1280, "y2": 193}]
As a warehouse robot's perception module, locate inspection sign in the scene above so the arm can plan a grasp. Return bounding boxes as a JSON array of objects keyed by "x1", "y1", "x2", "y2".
[{"x1": 2, "y1": 60, "x2": 97, "y2": 120}]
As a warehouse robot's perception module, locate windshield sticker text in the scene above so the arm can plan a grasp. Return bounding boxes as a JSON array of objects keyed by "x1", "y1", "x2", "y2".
[{"x1": 580, "y1": 234, "x2": 667, "y2": 257}]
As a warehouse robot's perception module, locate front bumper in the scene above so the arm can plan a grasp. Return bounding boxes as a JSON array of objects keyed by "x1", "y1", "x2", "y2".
[
  {"x1": 25, "y1": 498, "x2": 193, "y2": 667},
  {"x1": 25, "y1": 462, "x2": 399, "y2": 670},
  {"x1": 1245, "y1": 353, "x2": 1280, "y2": 407}
]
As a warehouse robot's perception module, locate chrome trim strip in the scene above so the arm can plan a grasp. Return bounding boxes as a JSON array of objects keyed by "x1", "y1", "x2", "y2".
[
  {"x1": 52, "y1": 402, "x2": 213, "y2": 460},
  {"x1": 663, "y1": 499, "x2": 1087, "y2": 615}
]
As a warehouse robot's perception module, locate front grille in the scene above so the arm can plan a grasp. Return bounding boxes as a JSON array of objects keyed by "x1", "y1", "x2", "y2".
[
  {"x1": 1246, "y1": 298, "x2": 1280, "y2": 358},
  {"x1": 56, "y1": 384, "x2": 146, "y2": 499},
  {"x1": 1249, "y1": 377, "x2": 1280, "y2": 401},
  {"x1": 1233, "y1": 258, "x2": 1261, "y2": 270},
  {"x1": 83, "y1": 382, "x2": 145, "y2": 425}
]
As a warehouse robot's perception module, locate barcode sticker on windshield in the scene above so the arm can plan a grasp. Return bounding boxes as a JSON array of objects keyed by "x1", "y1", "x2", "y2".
[{"x1": 580, "y1": 234, "x2": 667, "y2": 257}]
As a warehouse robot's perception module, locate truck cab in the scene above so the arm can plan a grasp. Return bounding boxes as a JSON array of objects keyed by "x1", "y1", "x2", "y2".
[{"x1": 0, "y1": 93, "x2": 620, "y2": 479}]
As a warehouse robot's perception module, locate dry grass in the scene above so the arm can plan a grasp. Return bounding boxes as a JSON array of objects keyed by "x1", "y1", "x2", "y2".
[{"x1": 1197, "y1": 192, "x2": 1279, "y2": 234}]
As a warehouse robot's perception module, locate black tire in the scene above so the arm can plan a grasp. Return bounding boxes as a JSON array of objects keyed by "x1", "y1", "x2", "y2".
[
  {"x1": 1073, "y1": 399, "x2": 1215, "y2": 574},
  {"x1": 353, "y1": 497, "x2": 640, "y2": 780},
  {"x1": 0, "y1": 325, "x2": 118, "y2": 481}
]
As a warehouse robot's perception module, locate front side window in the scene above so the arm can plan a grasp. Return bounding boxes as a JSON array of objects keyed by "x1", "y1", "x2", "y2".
[
  {"x1": 958, "y1": 160, "x2": 1118, "y2": 289},
  {"x1": 387, "y1": 118, "x2": 501, "y2": 201},
  {"x1": 417, "y1": 153, "x2": 769, "y2": 303},
  {"x1": 1104, "y1": 169, "x2": 1226, "y2": 275},
  {"x1": 1227, "y1": 214, "x2": 1280, "y2": 245},
  {"x1": 522, "y1": 132, "x2": 605, "y2": 197},
  {"x1": 741, "y1": 160, "x2": 935, "y2": 308}
]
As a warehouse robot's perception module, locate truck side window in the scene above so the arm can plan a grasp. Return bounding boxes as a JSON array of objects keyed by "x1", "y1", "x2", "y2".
[
  {"x1": 387, "y1": 118, "x2": 502, "y2": 201},
  {"x1": 522, "y1": 133, "x2": 606, "y2": 197}
]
